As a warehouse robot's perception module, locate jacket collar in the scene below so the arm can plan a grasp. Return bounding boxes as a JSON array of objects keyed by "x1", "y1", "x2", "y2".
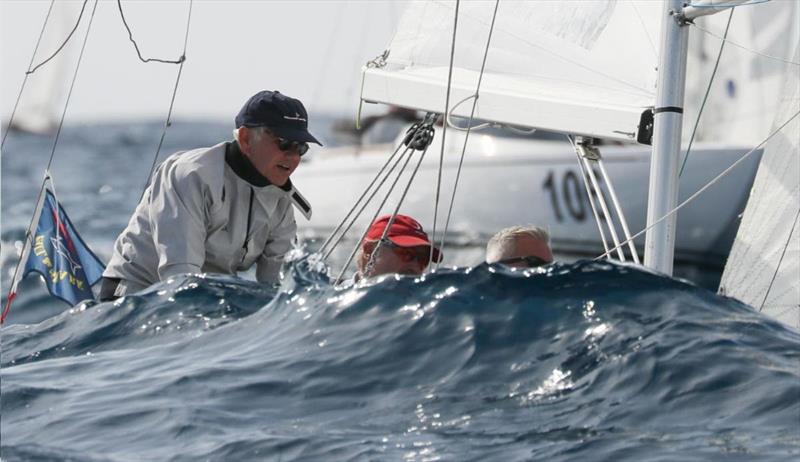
[{"x1": 225, "y1": 141, "x2": 293, "y2": 191}]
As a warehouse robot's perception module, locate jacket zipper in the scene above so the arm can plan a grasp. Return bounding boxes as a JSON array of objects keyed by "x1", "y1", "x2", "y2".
[{"x1": 241, "y1": 187, "x2": 254, "y2": 263}]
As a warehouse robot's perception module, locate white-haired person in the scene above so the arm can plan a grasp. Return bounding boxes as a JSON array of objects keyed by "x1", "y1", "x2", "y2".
[
  {"x1": 99, "y1": 90, "x2": 320, "y2": 300},
  {"x1": 486, "y1": 226, "x2": 554, "y2": 268}
]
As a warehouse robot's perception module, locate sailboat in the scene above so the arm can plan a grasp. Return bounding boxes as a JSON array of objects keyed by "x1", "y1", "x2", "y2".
[
  {"x1": 293, "y1": 0, "x2": 798, "y2": 325},
  {"x1": 2, "y1": 3, "x2": 798, "y2": 459},
  {"x1": 3, "y1": 1, "x2": 75, "y2": 135}
]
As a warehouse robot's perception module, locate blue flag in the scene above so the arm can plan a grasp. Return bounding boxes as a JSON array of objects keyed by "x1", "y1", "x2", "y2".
[{"x1": 21, "y1": 190, "x2": 105, "y2": 306}]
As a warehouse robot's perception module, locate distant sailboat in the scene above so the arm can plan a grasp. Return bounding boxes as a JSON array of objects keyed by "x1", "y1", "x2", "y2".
[{"x1": 6, "y1": 1, "x2": 74, "y2": 136}]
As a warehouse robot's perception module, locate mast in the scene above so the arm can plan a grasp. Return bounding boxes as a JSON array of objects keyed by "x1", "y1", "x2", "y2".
[
  {"x1": 644, "y1": 0, "x2": 690, "y2": 275},
  {"x1": 644, "y1": 0, "x2": 755, "y2": 274}
]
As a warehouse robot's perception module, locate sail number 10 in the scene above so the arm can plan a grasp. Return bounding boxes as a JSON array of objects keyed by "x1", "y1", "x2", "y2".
[{"x1": 543, "y1": 170, "x2": 604, "y2": 223}]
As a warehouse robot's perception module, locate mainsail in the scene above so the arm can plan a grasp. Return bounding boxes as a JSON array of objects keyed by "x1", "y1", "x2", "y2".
[
  {"x1": 719, "y1": 42, "x2": 800, "y2": 329},
  {"x1": 360, "y1": 0, "x2": 662, "y2": 142}
]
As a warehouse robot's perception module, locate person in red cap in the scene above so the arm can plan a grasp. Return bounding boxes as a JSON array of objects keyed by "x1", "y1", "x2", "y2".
[{"x1": 356, "y1": 214, "x2": 443, "y2": 279}]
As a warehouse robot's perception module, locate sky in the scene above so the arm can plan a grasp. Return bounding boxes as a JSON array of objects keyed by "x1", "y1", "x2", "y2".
[{"x1": 0, "y1": 0, "x2": 409, "y2": 123}]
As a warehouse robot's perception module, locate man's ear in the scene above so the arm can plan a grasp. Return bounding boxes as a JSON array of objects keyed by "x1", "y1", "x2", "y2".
[{"x1": 238, "y1": 127, "x2": 252, "y2": 153}]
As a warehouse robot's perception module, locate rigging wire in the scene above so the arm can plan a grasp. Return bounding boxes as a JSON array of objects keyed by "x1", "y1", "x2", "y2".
[
  {"x1": 1, "y1": 0, "x2": 57, "y2": 150},
  {"x1": 46, "y1": 0, "x2": 99, "y2": 174},
  {"x1": 686, "y1": 0, "x2": 770, "y2": 10},
  {"x1": 429, "y1": 0, "x2": 460, "y2": 268},
  {"x1": 594, "y1": 109, "x2": 800, "y2": 261},
  {"x1": 25, "y1": 0, "x2": 89, "y2": 76},
  {"x1": 320, "y1": 142, "x2": 411, "y2": 259},
  {"x1": 2, "y1": 0, "x2": 100, "y2": 324},
  {"x1": 1, "y1": 173, "x2": 51, "y2": 324},
  {"x1": 629, "y1": 2, "x2": 658, "y2": 59},
  {"x1": 758, "y1": 209, "x2": 800, "y2": 312},
  {"x1": 308, "y1": 3, "x2": 347, "y2": 110},
  {"x1": 330, "y1": 146, "x2": 414, "y2": 281},
  {"x1": 333, "y1": 130, "x2": 429, "y2": 284},
  {"x1": 679, "y1": 8, "x2": 734, "y2": 177},
  {"x1": 689, "y1": 22, "x2": 800, "y2": 66},
  {"x1": 436, "y1": 0, "x2": 500, "y2": 269},
  {"x1": 117, "y1": 0, "x2": 186, "y2": 64},
  {"x1": 139, "y1": 0, "x2": 194, "y2": 199},
  {"x1": 568, "y1": 136, "x2": 613, "y2": 260},
  {"x1": 363, "y1": 136, "x2": 435, "y2": 279}
]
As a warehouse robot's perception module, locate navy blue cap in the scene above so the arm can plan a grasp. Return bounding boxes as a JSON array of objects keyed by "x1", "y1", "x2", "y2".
[{"x1": 235, "y1": 90, "x2": 322, "y2": 145}]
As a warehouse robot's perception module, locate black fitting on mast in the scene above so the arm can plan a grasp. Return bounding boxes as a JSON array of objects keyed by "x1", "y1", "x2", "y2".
[{"x1": 403, "y1": 112, "x2": 438, "y2": 150}]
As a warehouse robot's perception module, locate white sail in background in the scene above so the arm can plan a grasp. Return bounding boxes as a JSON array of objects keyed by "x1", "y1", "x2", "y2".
[
  {"x1": 719, "y1": 42, "x2": 800, "y2": 329},
  {"x1": 360, "y1": 0, "x2": 662, "y2": 143},
  {"x1": 685, "y1": 0, "x2": 800, "y2": 145},
  {"x1": 9, "y1": 1, "x2": 74, "y2": 134}
]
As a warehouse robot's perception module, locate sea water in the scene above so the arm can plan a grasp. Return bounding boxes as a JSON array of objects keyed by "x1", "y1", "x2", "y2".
[{"x1": 2, "y1": 124, "x2": 799, "y2": 461}]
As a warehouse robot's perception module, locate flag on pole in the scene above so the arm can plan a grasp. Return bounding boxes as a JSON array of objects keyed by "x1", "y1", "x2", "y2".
[{"x1": 2, "y1": 189, "x2": 105, "y2": 322}]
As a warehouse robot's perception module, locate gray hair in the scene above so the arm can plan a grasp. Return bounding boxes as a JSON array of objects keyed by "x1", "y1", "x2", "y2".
[
  {"x1": 232, "y1": 126, "x2": 269, "y2": 145},
  {"x1": 486, "y1": 225, "x2": 551, "y2": 263}
]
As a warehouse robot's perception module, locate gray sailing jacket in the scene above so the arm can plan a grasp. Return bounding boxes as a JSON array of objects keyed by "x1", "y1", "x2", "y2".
[{"x1": 103, "y1": 142, "x2": 309, "y2": 295}]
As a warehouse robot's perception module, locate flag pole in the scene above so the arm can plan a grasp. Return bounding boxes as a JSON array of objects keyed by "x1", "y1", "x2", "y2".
[{"x1": 1, "y1": 176, "x2": 50, "y2": 324}]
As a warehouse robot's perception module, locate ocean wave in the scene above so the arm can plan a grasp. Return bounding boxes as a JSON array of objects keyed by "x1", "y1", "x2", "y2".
[{"x1": 2, "y1": 259, "x2": 798, "y2": 461}]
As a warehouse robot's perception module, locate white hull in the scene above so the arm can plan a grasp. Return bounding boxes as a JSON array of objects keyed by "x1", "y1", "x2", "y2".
[{"x1": 293, "y1": 131, "x2": 760, "y2": 266}]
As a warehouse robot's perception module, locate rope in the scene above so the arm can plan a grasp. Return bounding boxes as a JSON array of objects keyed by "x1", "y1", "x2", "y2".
[
  {"x1": 689, "y1": 22, "x2": 800, "y2": 66},
  {"x1": 686, "y1": 0, "x2": 770, "y2": 9},
  {"x1": 117, "y1": 0, "x2": 186, "y2": 64},
  {"x1": 2, "y1": 172, "x2": 52, "y2": 324},
  {"x1": 679, "y1": 8, "x2": 734, "y2": 177},
  {"x1": 334, "y1": 144, "x2": 419, "y2": 284},
  {"x1": 437, "y1": 0, "x2": 500, "y2": 269},
  {"x1": 48, "y1": 173, "x2": 64, "y2": 276},
  {"x1": 429, "y1": 0, "x2": 460, "y2": 268},
  {"x1": 2, "y1": 1, "x2": 98, "y2": 324},
  {"x1": 595, "y1": 109, "x2": 800, "y2": 261},
  {"x1": 138, "y1": 0, "x2": 194, "y2": 200},
  {"x1": 759, "y1": 209, "x2": 800, "y2": 311},
  {"x1": 364, "y1": 140, "x2": 434, "y2": 278},
  {"x1": 333, "y1": 119, "x2": 436, "y2": 283},
  {"x1": 1, "y1": 0, "x2": 56, "y2": 150},
  {"x1": 46, "y1": 0, "x2": 99, "y2": 174},
  {"x1": 308, "y1": 4, "x2": 346, "y2": 110},
  {"x1": 320, "y1": 141, "x2": 411, "y2": 259},
  {"x1": 3, "y1": 0, "x2": 98, "y2": 322},
  {"x1": 25, "y1": 0, "x2": 89, "y2": 76},
  {"x1": 445, "y1": 95, "x2": 492, "y2": 131},
  {"x1": 629, "y1": 1, "x2": 657, "y2": 59}
]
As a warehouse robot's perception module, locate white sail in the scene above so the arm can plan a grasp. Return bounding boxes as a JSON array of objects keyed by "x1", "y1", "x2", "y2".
[
  {"x1": 684, "y1": 0, "x2": 800, "y2": 145},
  {"x1": 9, "y1": 1, "x2": 74, "y2": 135},
  {"x1": 360, "y1": 0, "x2": 662, "y2": 143},
  {"x1": 719, "y1": 42, "x2": 800, "y2": 329}
]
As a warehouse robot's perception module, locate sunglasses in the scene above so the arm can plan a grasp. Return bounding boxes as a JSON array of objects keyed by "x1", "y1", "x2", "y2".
[
  {"x1": 377, "y1": 240, "x2": 431, "y2": 264},
  {"x1": 275, "y1": 136, "x2": 309, "y2": 156},
  {"x1": 497, "y1": 255, "x2": 551, "y2": 268},
  {"x1": 263, "y1": 128, "x2": 309, "y2": 156}
]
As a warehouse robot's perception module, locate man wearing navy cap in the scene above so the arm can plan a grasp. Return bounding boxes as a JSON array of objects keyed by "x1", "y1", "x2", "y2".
[{"x1": 99, "y1": 90, "x2": 321, "y2": 300}]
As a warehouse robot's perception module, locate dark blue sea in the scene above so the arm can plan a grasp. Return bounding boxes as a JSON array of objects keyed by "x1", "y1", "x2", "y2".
[{"x1": 2, "y1": 122, "x2": 799, "y2": 461}]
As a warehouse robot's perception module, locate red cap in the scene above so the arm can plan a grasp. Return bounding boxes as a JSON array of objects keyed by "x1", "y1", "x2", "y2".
[{"x1": 364, "y1": 214, "x2": 443, "y2": 262}]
